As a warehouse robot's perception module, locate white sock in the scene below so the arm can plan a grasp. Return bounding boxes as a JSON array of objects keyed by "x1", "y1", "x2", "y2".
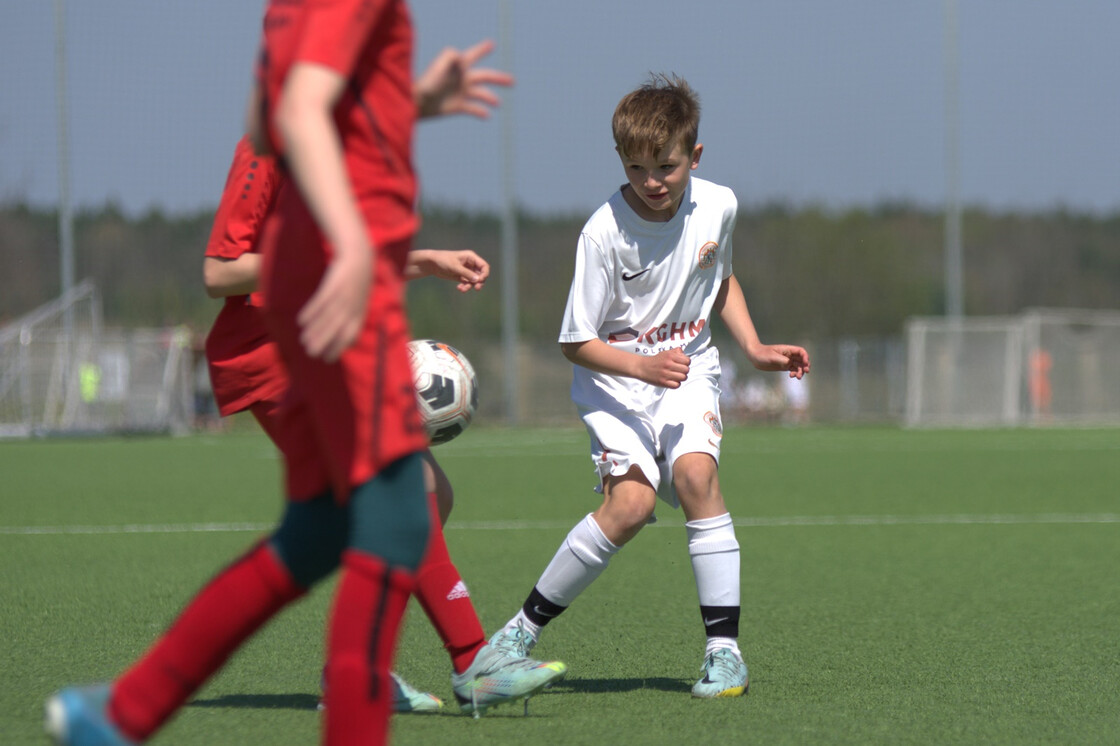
[
  {"x1": 686, "y1": 512, "x2": 740, "y2": 607},
  {"x1": 535, "y1": 513, "x2": 619, "y2": 607},
  {"x1": 705, "y1": 637, "x2": 742, "y2": 658},
  {"x1": 507, "y1": 609, "x2": 542, "y2": 641}
]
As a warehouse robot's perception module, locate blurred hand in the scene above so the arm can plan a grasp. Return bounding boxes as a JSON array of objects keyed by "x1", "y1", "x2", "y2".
[
  {"x1": 414, "y1": 39, "x2": 514, "y2": 119},
  {"x1": 297, "y1": 245, "x2": 371, "y2": 362},
  {"x1": 751, "y1": 344, "x2": 811, "y2": 379},
  {"x1": 429, "y1": 249, "x2": 490, "y2": 292}
]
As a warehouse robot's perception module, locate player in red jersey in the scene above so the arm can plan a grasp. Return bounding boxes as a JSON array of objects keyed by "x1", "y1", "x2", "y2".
[
  {"x1": 45, "y1": 20, "x2": 564, "y2": 746},
  {"x1": 206, "y1": 145, "x2": 477, "y2": 713},
  {"x1": 253, "y1": 8, "x2": 565, "y2": 735},
  {"x1": 203, "y1": 130, "x2": 501, "y2": 713}
]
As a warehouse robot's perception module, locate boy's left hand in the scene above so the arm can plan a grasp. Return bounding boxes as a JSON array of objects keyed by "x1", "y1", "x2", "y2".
[{"x1": 751, "y1": 344, "x2": 810, "y2": 379}]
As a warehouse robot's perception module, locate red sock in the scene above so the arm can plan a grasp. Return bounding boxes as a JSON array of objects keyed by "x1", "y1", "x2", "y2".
[
  {"x1": 413, "y1": 493, "x2": 486, "y2": 673},
  {"x1": 323, "y1": 550, "x2": 413, "y2": 746},
  {"x1": 110, "y1": 541, "x2": 304, "y2": 741}
]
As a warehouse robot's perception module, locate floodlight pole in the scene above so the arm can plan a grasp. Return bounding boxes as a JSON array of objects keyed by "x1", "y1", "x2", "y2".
[
  {"x1": 943, "y1": 0, "x2": 963, "y2": 318},
  {"x1": 54, "y1": 0, "x2": 77, "y2": 384},
  {"x1": 499, "y1": 0, "x2": 521, "y2": 424},
  {"x1": 54, "y1": 0, "x2": 75, "y2": 305}
]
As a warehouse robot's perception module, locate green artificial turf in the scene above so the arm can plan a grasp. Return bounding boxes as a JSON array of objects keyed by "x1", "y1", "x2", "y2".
[{"x1": 1, "y1": 426, "x2": 1117, "y2": 744}]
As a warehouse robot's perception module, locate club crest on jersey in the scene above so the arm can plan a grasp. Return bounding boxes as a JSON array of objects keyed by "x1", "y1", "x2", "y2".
[
  {"x1": 697, "y1": 242, "x2": 718, "y2": 270},
  {"x1": 704, "y1": 411, "x2": 723, "y2": 437}
]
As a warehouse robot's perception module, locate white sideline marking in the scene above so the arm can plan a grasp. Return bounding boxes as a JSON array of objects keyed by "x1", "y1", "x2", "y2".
[
  {"x1": 0, "y1": 522, "x2": 272, "y2": 535},
  {"x1": 2, "y1": 514, "x2": 1118, "y2": 536},
  {"x1": 452, "y1": 514, "x2": 1120, "y2": 529}
]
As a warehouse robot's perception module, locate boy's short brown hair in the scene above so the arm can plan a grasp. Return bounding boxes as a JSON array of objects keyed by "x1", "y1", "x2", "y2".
[{"x1": 612, "y1": 73, "x2": 701, "y2": 159}]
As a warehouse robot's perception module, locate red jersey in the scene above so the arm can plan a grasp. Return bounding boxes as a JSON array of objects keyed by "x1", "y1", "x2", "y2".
[
  {"x1": 257, "y1": 0, "x2": 419, "y2": 247},
  {"x1": 204, "y1": 136, "x2": 288, "y2": 416},
  {"x1": 255, "y1": 0, "x2": 428, "y2": 501}
]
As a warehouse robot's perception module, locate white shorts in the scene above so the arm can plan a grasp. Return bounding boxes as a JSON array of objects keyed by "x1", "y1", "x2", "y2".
[{"x1": 580, "y1": 373, "x2": 724, "y2": 510}]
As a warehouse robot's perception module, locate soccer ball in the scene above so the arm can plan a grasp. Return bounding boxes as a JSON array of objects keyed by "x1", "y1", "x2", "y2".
[{"x1": 408, "y1": 339, "x2": 479, "y2": 445}]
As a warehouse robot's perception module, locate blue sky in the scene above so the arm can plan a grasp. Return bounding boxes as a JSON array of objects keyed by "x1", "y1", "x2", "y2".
[{"x1": 1, "y1": 2, "x2": 1117, "y2": 216}]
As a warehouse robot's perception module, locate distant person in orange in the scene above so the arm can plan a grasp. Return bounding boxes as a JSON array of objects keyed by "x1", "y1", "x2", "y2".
[{"x1": 1030, "y1": 347, "x2": 1053, "y2": 419}]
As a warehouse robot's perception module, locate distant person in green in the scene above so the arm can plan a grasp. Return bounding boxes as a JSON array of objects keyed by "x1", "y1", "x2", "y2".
[{"x1": 79, "y1": 363, "x2": 100, "y2": 405}]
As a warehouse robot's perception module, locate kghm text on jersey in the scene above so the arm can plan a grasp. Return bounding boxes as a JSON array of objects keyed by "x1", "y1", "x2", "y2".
[{"x1": 607, "y1": 318, "x2": 705, "y2": 349}]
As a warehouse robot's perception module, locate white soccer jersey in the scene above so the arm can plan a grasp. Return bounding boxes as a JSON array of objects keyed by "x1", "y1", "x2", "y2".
[{"x1": 559, "y1": 176, "x2": 737, "y2": 412}]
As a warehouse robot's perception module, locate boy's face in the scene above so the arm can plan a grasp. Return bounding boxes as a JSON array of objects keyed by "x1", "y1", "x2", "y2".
[{"x1": 617, "y1": 140, "x2": 703, "y2": 221}]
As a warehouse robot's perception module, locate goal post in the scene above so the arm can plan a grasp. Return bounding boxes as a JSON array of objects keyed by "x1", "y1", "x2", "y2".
[
  {"x1": 905, "y1": 316, "x2": 1023, "y2": 427},
  {"x1": 905, "y1": 309, "x2": 1120, "y2": 427},
  {"x1": 0, "y1": 281, "x2": 194, "y2": 437},
  {"x1": 1021, "y1": 308, "x2": 1120, "y2": 426}
]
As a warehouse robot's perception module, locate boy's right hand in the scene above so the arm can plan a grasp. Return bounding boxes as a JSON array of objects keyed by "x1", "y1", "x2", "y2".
[
  {"x1": 640, "y1": 347, "x2": 691, "y2": 388},
  {"x1": 298, "y1": 246, "x2": 371, "y2": 362}
]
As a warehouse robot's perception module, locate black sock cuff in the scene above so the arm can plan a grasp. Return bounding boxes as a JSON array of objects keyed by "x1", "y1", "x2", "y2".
[
  {"x1": 523, "y1": 586, "x2": 567, "y2": 627},
  {"x1": 700, "y1": 605, "x2": 740, "y2": 639}
]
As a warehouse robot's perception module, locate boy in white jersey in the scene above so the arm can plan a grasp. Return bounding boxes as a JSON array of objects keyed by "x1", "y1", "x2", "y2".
[{"x1": 489, "y1": 74, "x2": 810, "y2": 698}]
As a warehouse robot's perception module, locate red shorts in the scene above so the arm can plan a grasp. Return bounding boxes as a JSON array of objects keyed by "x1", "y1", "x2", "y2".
[
  {"x1": 206, "y1": 305, "x2": 288, "y2": 417},
  {"x1": 259, "y1": 190, "x2": 427, "y2": 503},
  {"x1": 248, "y1": 397, "x2": 285, "y2": 447}
]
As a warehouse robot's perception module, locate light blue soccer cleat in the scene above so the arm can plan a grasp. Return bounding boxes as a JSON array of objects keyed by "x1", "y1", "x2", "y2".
[
  {"x1": 487, "y1": 619, "x2": 537, "y2": 659},
  {"x1": 451, "y1": 644, "x2": 566, "y2": 717},
  {"x1": 45, "y1": 684, "x2": 135, "y2": 746},
  {"x1": 390, "y1": 672, "x2": 443, "y2": 713},
  {"x1": 319, "y1": 669, "x2": 442, "y2": 714},
  {"x1": 691, "y1": 648, "x2": 749, "y2": 699}
]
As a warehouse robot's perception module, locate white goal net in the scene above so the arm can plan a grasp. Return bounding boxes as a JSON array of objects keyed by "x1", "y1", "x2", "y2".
[
  {"x1": 0, "y1": 280, "x2": 194, "y2": 437},
  {"x1": 905, "y1": 308, "x2": 1120, "y2": 427}
]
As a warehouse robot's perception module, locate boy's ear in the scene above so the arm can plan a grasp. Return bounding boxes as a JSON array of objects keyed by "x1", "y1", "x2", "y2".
[{"x1": 690, "y1": 143, "x2": 704, "y2": 170}]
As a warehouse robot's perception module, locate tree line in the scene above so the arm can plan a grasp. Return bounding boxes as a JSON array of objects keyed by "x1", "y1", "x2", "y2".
[{"x1": 2, "y1": 201, "x2": 1118, "y2": 343}]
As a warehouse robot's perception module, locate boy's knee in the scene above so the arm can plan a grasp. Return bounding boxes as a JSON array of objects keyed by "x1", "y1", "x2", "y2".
[
  {"x1": 434, "y1": 487, "x2": 454, "y2": 525},
  {"x1": 599, "y1": 487, "x2": 656, "y2": 537},
  {"x1": 614, "y1": 498, "x2": 656, "y2": 531},
  {"x1": 672, "y1": 453, "x2": 719, "y2": 502}
]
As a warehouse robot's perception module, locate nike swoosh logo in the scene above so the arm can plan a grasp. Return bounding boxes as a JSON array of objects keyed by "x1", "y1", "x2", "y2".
[
  {"x1": 533, "y1": 605, "x2": 560, "y2": 619},
  {"x1": 621, "y1": 268, "x2": 651, "y2": 281},
  {"x1": 703, "y1": 616, "x2": 731, "y2": 626}
]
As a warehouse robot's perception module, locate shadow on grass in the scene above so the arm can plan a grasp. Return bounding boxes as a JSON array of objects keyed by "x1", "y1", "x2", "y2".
[
  {"x1": 189, "y1": 693, "x2": 320, "y2": 711},
  {"x1": 548, "y1": 676, "x2": 690, "y2": 694},
  {"x1": 186, "y1": 676, "x2": 687, "y2": 713}
]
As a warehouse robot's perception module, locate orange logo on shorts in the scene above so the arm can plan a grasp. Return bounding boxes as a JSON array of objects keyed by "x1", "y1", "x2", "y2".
[
  {"x1": 698, "y1": 242, "x2": 718, "y2": 270},
  {"x1": 704, "y1": 411, "x2": 722, "y2": 437}
]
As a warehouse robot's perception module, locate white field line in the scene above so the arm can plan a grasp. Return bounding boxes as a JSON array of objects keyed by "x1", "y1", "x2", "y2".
[
  {"x1": 450, "y1": 514, "x2": 1120, "y2": 529},
  {"x1": 0, "y1": 522, "x2": 273, "y2": 535},
  {"x1": 2, "y1": 513, "x2": 1118, "y2": 536}
]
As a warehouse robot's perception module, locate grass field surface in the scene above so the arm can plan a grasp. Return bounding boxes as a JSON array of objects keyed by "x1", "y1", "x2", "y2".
[{"x1": 2, "y1": 426, "x2": 1118, "y2": 744}]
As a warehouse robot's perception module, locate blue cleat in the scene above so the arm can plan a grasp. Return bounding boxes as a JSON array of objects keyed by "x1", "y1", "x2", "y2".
[
  {"x1": 451, "y1": 644, "x2": 566, "y2": 717},
  {"x1": 691, "y1": 648, "x2": 749, "y2": 698},
  {"x1": 45, "y1": 684, "x2": 135, "y2": 746},
  {"x1": 391, "y1": 672, "x2": 443, "y2": 713},
  {"x1": 319, "y1": 668, "x2": 443, "y2": 714}
]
